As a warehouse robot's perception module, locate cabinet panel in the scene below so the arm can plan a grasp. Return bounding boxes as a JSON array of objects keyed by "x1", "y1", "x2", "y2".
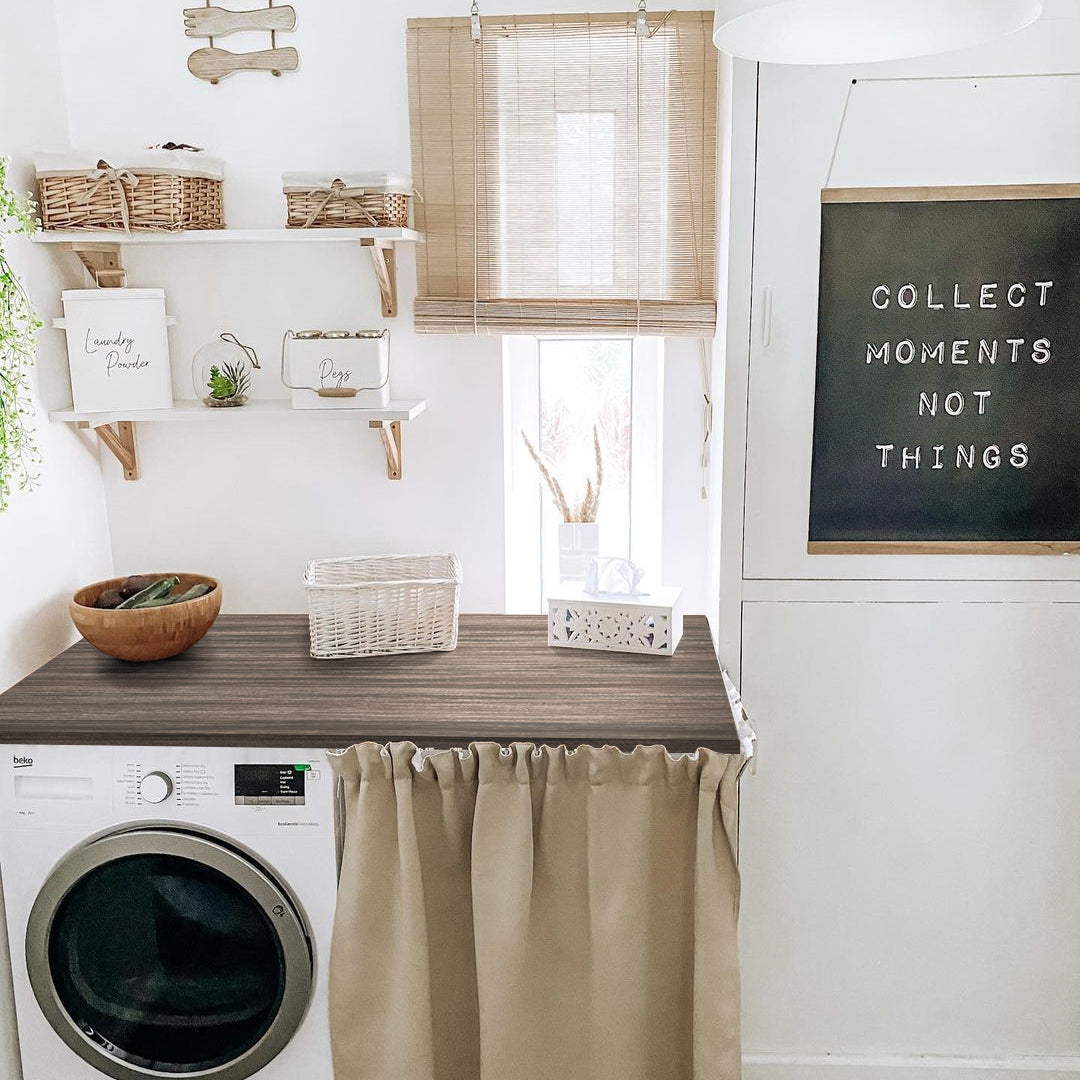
[
  {"x1": 739, "y1": 601, "x2": 1080, "y2": 1055},
  {"x1": 743, "y1": 24, "x2": 1080, "y2": 580}
]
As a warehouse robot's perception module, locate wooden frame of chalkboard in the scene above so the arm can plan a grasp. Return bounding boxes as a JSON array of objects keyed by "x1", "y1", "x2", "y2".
[{"x1": 808, "y1": 183, "x2": 1080, "y2": 556}]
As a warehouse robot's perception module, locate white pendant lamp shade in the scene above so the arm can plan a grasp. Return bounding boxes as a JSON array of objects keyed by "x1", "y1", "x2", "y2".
[{"x1": 713, "y1": 0, "x2": 1044, "y2": 65}]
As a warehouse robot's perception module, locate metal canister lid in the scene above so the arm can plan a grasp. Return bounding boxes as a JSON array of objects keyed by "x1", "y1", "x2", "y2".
[{"x1": 292, "y1": 329, "x2": 388, "y2": 340}]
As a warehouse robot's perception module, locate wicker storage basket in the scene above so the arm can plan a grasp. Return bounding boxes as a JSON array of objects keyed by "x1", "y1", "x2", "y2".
[
  {"x1": 304, "y1": 554, "x2": 461, "y2": 658},
  {"x1": 283, "y1": 171, "x2": 412, "y2": 229},
  {"x1": 35, "y1": 150, "x2": 224, "y2": 233}
]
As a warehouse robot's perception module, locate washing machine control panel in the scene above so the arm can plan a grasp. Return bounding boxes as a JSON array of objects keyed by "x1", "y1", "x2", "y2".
[
  {"x1": 138, "y1": 771, "x2": 173, "y2": 804},
  {"x1": 233, "y1": 763, "x2": 307, "y2": 806},
  {"x1": 118, "y1": 760, "x2": 223, "y2": 809}
]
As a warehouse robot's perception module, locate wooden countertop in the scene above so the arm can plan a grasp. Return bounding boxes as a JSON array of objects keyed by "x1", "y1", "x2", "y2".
[{"x1": 0, "y1": 615, "x2": 741, "y2": 754}]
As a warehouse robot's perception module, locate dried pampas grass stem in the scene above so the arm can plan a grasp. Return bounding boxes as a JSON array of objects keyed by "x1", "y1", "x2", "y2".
[
  {"x1": 521, "y1": 431, "x2": 572, "y2": 521},
  {"x1": 521, "y1": 425, "x2": 604, "y2": 524}
]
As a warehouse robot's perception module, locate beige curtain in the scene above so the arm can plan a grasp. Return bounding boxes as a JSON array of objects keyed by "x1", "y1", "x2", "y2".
[
  {"x1": 329, "y1": 742, "x2": 742, "y2": 1080},
  {"x1": 406, "y1": 13, "x2": 718, "y2": 336}
]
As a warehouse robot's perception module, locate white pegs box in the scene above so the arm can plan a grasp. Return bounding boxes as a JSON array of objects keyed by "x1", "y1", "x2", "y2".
[
  {"x1": 281, "y1": 329, "x2": 391, "y2": 409},
  {"x1": 54, "y1": 289, "x2": 176, "y2": 413},
  {"x1": 547, "y1": 585, "x2": 683, "y2": 657}
]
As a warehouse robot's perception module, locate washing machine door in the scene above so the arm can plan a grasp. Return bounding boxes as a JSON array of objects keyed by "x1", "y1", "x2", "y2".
[{"x1": 25, "y1": 828, "x2": 313, "y2": 1080}]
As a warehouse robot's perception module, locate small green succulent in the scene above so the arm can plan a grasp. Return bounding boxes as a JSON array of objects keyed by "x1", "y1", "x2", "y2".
[{"x1": 207, "y1": 360, "x2": 250, "y2": 400}]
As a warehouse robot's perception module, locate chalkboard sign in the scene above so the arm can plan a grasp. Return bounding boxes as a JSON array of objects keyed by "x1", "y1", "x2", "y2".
[{"x1": 809, "y1": 184, "x2": 1080, "y2": 554}]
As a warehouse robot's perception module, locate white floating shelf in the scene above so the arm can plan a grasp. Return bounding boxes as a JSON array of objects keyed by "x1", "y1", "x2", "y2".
[
  {"x1": 52, "y1": 400, "x2": 427, "y2": 482},
  {"x1": 34, "y1": 229, "x2": 421, "y2": 315},
  {"x1": 50, "y1": 399, "x2": 426, "y2": 426},
  {"x1": 32, "y1": 227, "x2": 423, "y2": 245}
]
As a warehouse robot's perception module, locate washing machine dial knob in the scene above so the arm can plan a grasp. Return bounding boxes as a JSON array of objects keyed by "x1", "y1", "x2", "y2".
[{"x1": 139, "y1": 771, "x2": 174, "y2": 804}]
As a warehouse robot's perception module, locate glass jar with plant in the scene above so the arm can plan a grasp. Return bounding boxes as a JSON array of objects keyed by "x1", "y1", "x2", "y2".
[
  {"x1": 191, "y1": 332, "x2": 260, "y2": 407},
  {"x1": 0, "y1": 156, "x2": 42, "y2": 511}
]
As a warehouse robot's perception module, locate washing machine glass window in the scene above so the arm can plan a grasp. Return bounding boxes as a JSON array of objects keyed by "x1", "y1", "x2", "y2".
[{"x1": 26, "y1": 829, "x2": 313, "y2": 1080}]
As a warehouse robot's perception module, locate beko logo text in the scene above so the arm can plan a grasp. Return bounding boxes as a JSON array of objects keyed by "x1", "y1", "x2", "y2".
[{"x1": 13, "y1": 756, "x2": 32, "y2": 768}]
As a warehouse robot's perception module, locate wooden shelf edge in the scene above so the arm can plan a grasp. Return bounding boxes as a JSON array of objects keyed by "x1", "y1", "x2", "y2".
[{"x1": 32, "y1": 227, "x2": 423, "y2": 245}]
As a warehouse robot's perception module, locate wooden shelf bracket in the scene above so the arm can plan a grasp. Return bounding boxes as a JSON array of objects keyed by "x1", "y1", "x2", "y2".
[
  {"x1": 93, "y1": 421, "x2": 140, "y2": 480},
  {"x1": 360, "y1": 238, "x2": 397, "y2": 317},
  {"x1": 69, "y1": 242, "x2": 127, "y2": 288},
  {"x1": 369, "y1": 419, "x2": 403, "y2": 480}
]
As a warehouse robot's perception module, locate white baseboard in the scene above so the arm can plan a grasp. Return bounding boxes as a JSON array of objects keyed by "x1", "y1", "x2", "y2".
[{"x1": 743, "y1": 1053, "x2": 1080, "y2": 1080}]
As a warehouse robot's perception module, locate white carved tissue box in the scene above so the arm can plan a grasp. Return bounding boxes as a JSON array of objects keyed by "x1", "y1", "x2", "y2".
[{"x1": 547, "y1": 586, "x2": 683, "y2": 657}]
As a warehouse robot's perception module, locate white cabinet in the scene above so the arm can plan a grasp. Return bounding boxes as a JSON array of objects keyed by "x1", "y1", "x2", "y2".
[
  {"x1": 739, "y1": 601, "x2": 1080, "y2": 1057},
  {"x1": 743, "y1": 41, "x2": 1080, "y2": 581}
]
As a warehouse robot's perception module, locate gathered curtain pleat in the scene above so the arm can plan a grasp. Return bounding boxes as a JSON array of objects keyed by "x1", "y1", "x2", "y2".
[
  {"x1": 328, "y1": 741, "x2": 742, "y2": 1080},
  {"x1": 406, "y1": 13, "x2": 718, "y2": 337}
]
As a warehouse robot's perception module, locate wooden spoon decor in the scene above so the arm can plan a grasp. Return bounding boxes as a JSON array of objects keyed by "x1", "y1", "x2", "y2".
[
  {"x1": 188, "y1": 45, "x2": 299, "y2": 82},
  {"x1": 184, "y1": 4, "x2": 299, "y2": 84}
]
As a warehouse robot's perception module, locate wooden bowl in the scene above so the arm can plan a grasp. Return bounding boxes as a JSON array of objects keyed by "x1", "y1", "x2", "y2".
[{"x1": 70, "y1": 573, "x2": 222, "y2": 662}]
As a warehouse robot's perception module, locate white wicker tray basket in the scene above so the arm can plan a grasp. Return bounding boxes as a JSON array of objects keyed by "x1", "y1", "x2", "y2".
[{"x1": 303, "y1": 554, "x2": 462, "y2": 659}]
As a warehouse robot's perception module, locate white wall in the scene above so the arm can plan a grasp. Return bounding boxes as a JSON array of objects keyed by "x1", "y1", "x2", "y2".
[
  {"x1": 724, "y1": 13, "x2": 1080, "y2": 1079},
  {"x1": 0, "y1": 3, "x2": 113, "y2": 1074},
  {"x1": 0, "y1": 12, "x2": 113, "y2": 686},
  {"x1": 48, "y1": 0, "x2": 713, "y2": 615}
]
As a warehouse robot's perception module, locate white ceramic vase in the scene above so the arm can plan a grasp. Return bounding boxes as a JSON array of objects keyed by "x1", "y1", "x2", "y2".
[{"x1": 558, "y1": 522, "x2": 599, "y2": 582}]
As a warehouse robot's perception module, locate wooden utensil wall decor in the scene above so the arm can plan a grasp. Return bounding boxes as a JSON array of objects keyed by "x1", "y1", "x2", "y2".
[
  {"x1": 808, "y1": 184, "x2": 1080, "y2": 555},
  {"x1": 184, "y1": 2, "x2": 298, "y2": 84}
]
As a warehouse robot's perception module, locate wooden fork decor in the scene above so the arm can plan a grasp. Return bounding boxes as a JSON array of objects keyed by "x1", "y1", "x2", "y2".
[
  {"x1": 185, "y1": 2, "x2": 299, "y2": 84},
  {"x1": 184, "y1": 4, "x2": 295, "y2": 36}
]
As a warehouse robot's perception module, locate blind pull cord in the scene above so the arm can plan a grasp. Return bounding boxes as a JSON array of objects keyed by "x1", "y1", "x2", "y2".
[
  {"x1": 699, "y1": 339, "x2": 713, "y2": 500},
  {"x1": 635, "y1": 12, "x2": 642, "y2": 338},
  {"x1": 471, "y1": 0, "x2": 482, "y2": 334}
]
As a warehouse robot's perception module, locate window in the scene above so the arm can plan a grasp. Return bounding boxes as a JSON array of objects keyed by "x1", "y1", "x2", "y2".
[
  {"x1": 505, "y1": 337, "x2": 663, "y2": 611},
  {"x1": 555, "y1": 111, "x2": 616, "y2": 291},
  {"x1": 407, "y1": 12, "x2": 717, "y2": 336}
]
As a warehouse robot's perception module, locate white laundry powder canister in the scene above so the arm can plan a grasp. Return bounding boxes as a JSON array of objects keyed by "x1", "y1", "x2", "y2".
[{"x1": 55, "y1": 289, "x2": 175, "y2": 413}]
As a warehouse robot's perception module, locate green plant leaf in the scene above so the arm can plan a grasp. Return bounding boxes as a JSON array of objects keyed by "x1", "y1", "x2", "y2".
[
  {"x1": 0, "y1": 155, "x2": 41, "y2": 511},
  {"x1": 207, "y1": 364, "x2": 239, "y2": 399}
]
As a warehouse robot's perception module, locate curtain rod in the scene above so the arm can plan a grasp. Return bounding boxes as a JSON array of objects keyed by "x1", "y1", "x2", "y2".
[{"x1": 406, "y1": 11, "x2": 709, "y2": 28}]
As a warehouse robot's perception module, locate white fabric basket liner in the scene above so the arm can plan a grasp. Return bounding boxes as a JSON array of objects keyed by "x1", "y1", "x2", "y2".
[
  {"x1": 35, "y1": 149, "x2": 225, "y2": 181},
  {"x1": 282, "y1": 170, "x2": 413, "y2": 194}
]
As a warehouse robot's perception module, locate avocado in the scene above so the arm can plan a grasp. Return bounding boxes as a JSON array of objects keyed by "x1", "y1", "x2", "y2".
[{"x1": 118, "y1": 575, "x2": 152, "y2": 599}]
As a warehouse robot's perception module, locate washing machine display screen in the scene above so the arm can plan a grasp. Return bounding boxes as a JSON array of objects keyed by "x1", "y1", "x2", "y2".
[{"x1": 233, "y1": 764, "x2": 306, "y2": 806}]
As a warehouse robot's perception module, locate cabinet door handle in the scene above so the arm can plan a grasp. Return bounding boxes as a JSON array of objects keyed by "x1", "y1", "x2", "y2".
[{"x1": 761, "y1": 287, "x2": 773, "y2": 348}]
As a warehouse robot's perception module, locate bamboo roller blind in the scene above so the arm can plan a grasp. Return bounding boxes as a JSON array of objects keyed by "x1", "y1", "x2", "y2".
[{"x1": 407, "y1": 12, "x2": 718, "y2": 337}]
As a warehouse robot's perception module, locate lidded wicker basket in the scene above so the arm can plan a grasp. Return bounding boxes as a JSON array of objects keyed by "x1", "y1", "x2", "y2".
[
  {"x1": 35, "y1": 150, "x2": 224, "y2": 233},
  {"x1": 303, "y1": 554, "x2": 461, "y2": 659},
  {"x1": 283, "y1": 171, "x2": 412, "y2": 229}
]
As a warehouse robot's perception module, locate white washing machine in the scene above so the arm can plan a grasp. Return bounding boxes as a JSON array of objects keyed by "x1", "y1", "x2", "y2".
[{"x1": 0, "y1": 744, "x2": 338, "y2": 1080}]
